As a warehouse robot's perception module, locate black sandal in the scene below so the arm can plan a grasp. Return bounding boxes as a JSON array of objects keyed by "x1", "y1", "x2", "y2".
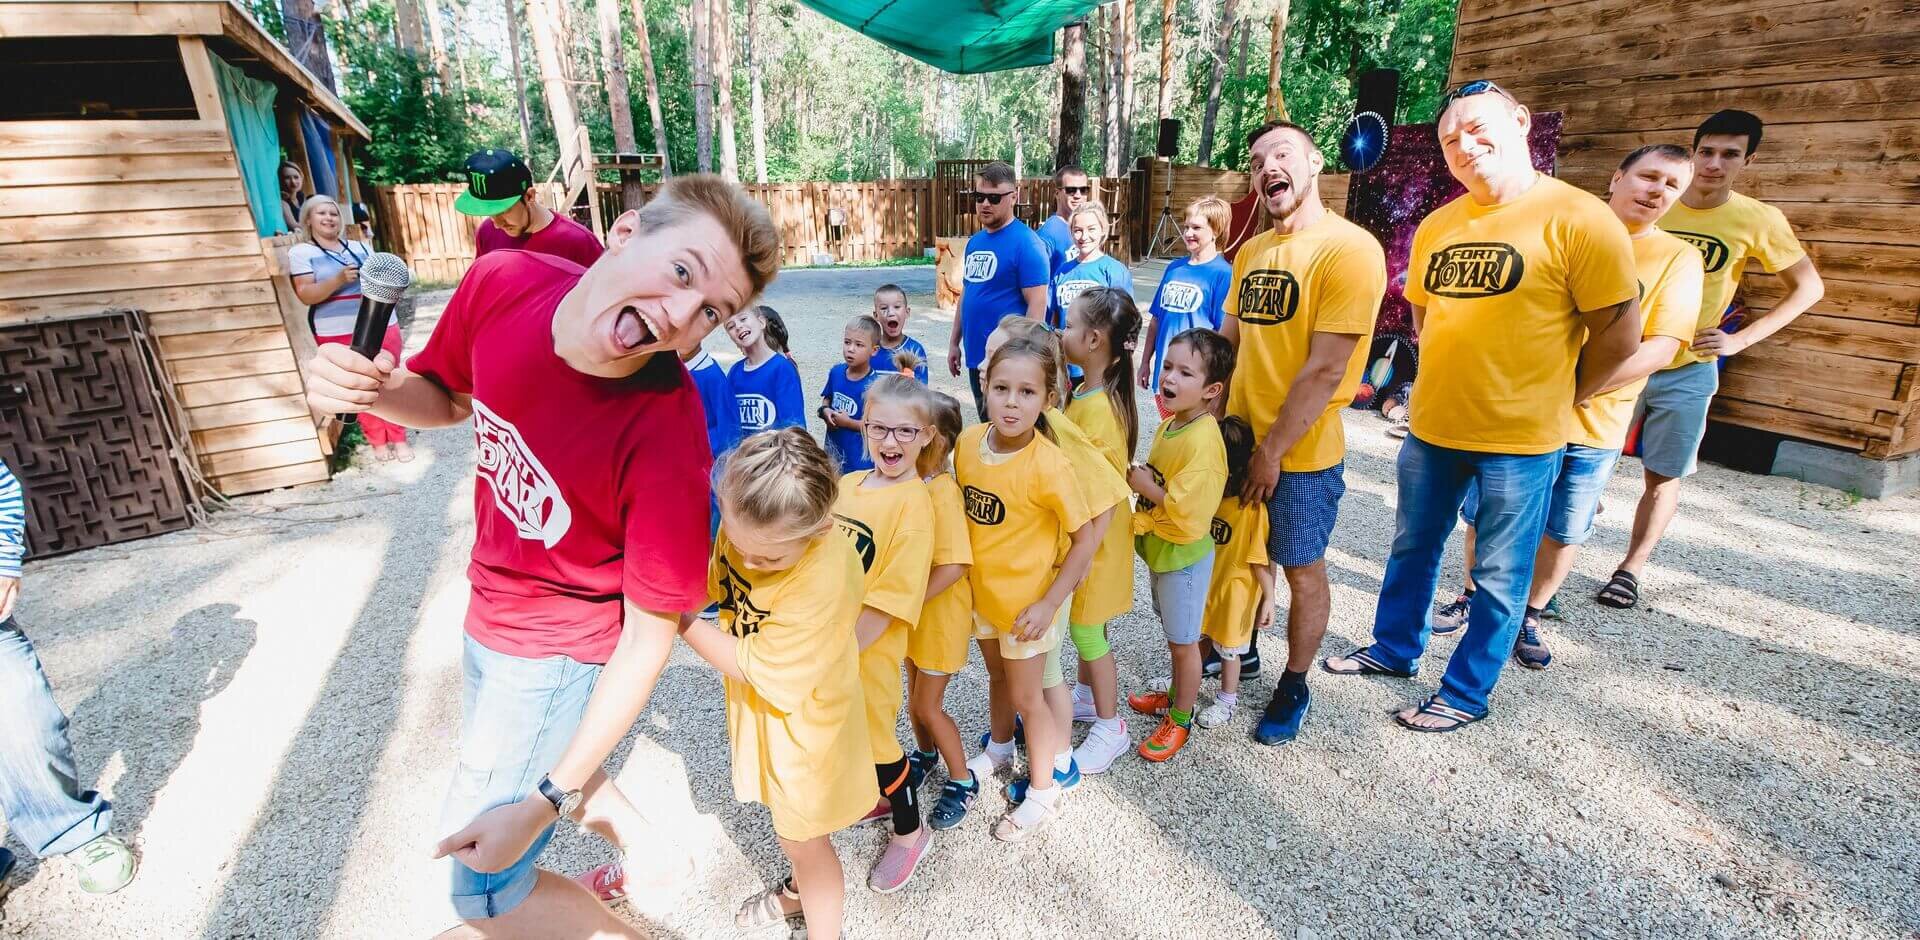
[
  {"x1": 1595, "y1": 569, "x2": 1640, "y2": 609},
  {"x1": 1320, "y1": 646, "x2": 1417, "y2": 678},
  {"x1": 1392, "y1": 696, "x2": 1484, "y2": 733}
]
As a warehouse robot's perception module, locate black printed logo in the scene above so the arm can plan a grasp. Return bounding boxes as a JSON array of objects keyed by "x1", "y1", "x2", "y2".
[
  {"x1": 1423, "y1": 242, "x2": 1525, "y2": 297},
  {"x1": 1211, "y1": 516, "x2": 1232, "y2": 547},
  {"x1": 1667, "y1": 230, "x2": 1730, "y2": 273},
  {"x1": 717, "y1": 557, "x2": 769, "y2": 637},
  {"x1": 962, "y1": 485, "x2": 1006, "y2": 525},
  {"x1": 833, "y1": 513, "x2": 877, "y2": 571},
  {"x1": 1134, "y1": 464, "x2": 1167, "y2": 512},
  {"x1": 1235, "y1": 269, "x2": 1302, "y2": 325}
]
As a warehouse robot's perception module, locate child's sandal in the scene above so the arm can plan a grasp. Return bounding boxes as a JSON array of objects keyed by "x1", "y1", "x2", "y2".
[
  {"x1": 735, "y1": 876, "x2": 803, "y2": 930},
  {"x1": 991, "y1": 790, "x2": 1061, "y2": 843}
]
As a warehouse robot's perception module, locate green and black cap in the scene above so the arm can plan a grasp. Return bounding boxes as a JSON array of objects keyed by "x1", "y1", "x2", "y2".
[{"x1": 454, "y1": 149, "x2": 534, "y2": 216}]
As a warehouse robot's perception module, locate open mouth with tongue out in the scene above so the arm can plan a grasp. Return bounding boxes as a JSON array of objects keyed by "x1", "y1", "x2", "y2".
[
  {"x1": 1263, "y1": 176, "x2": 1291, "y2": 200},
  {"x1": 613, "y1": 305, "x2": 661, "y2": 352}
]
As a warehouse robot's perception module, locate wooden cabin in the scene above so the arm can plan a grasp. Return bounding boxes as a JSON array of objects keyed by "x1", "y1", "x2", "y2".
[
  {"x1": 1451, "y1": 0, "x2": 1920, "y2": 482},
  {"x1": 0, "y1": 0, "x2": 372, "y2": 496}
]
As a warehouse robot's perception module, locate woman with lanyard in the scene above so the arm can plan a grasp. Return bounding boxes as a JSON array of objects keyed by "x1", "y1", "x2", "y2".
[{"x1": 289, "y1": 195, "x2": 413, "y2": 461}]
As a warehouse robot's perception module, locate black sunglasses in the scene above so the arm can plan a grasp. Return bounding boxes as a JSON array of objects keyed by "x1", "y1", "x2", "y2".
[
  {"x1": 1435, "y1": 79, "x2": 1517, "y2": 120},
  {"x1": 1061, "y1": 185, "x2": 1092, "y2": 195},
  {"x1": 970, "y1": 190, "x2": 1013, "y2": 205}
]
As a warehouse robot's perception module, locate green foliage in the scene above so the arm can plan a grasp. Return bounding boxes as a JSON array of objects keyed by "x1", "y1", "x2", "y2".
[{"x1": 342, "y1": 46, "x2": 478, "y2": 184}]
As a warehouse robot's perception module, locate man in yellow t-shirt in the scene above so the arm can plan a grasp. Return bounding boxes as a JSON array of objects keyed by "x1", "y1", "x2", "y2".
[
  {"x1": 1322, "y1": 82, "x2": 1643, "y2": 732},
  {"x1": 1438, "y1": 145, "x2": 1704, "y2": 670},
  {"x1": 1597, "y1": 110, "x2": 1825, "y2": 611},
  {"x1": 1217, "y1": 119, "x2": 1386, "y2": 747}
]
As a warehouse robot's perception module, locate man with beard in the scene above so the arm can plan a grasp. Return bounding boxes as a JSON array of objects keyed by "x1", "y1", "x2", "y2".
[{"x1": 1038, "y1": 165, "x2": 1094, "y2": 285}]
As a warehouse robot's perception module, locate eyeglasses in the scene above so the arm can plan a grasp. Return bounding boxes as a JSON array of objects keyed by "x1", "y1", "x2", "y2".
[
  {"x1": 864, "y1": 422, "x2": 927, "y2": 443},
  {"x1": 1061, "y1": 186, "x2": 1092, "y2": 195},
  {"x1": 1436, "y1": 79, "x2": 1517, "y2": 120},
  {"x1": 970, "y1": 191, "x2": 1013, "y2": 205}
]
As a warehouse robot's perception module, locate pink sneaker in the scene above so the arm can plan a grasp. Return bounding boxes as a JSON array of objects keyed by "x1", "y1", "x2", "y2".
[
  {"x1": 860, "y1": 797, "x2": 891, "y2": 824},
  {"x1": 575, "y1": 860, "x2": 628, "y2": 902},
  {"x1": 867, "y1": 826, "x2": 933, "y2": 893}
]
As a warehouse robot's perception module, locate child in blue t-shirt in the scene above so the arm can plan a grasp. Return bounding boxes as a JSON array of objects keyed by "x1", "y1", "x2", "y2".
[
  {"x1": 820, "y1": 316, "x2": 883, "y2": 471},
  {"x1": 1049, "y1": 203, "x2": 1133, "y2": 330},
  {"x1": 725, "y1": 305, "x2": 806, "y2": 434},
  {"x1": 868, "y1": 283, "x2": 929, "y2": 382},
  {"x1": 682, "y1": 345, "x2": 742, "y2": 526},
  {"x1": 1141, "y1": 197, "x2": 1234, "y2": 398}
]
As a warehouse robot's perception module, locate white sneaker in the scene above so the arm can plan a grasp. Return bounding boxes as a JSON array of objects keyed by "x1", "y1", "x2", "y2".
[
  {"x1": 1197, "y1": 700, "x2": 1234, "y2": 729},
  {"x1": 1148, "y1": 675, "x2": 1172, "y2": 694},
  {"x1": 965, "y1": 749, "x2": 1009, "y2": 783},
  {"x1": 1071, "y1": 684, "x2": 1097, "y2": 723},
  {"x1": 1071, "y1": 719, "x2": 1130, "y2": 775}
]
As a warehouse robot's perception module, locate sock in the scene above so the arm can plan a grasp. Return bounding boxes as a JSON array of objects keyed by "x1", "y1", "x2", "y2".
[
  {"x1": 1169, "y1": 706, "x2": 1192, "y2": 727},
  {"x1": 1053, "y1": 751, "x2": 1072, "y2": 774},
  {"x1": 1026, "y1": 782, "x2": 1062, "y2": 806},
  {"x1": 1280, "y1": 667, "x2": 1308, "y2": 693},
  {"x1": 986, "y1": 737, "x2": 1016, "y2": 760},
  {"x1": 1096, "y1": 714, "x2": 1125, "y2": 733},
  {"x1": 1217, "y1": 692, "x2": 1238, "y2": 709},
  {"x1": 914, "y1": 748, "x2": 938, "y2": 763},
  {"x1": 1524, "y1": 605, "x2": 1543, "y2": 620}
]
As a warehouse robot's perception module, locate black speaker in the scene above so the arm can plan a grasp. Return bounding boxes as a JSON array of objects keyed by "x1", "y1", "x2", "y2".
[
  {"x1": 1355, "y1": 68, "x2": 1400, "y2": 125},
  {"x1": 1156, "y1": 118, "x2": 1181, "y2": 158}
]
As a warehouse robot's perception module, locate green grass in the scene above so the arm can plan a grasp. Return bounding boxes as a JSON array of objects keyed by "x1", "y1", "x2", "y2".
[{"x1": 329, "y1": 422, "x2": 367, "y2": 473}]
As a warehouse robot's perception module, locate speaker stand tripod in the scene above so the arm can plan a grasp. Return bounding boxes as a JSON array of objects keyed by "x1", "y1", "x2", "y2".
[{"x1": 1147, "y1": 157, "x2": 1182, "y2": 258}]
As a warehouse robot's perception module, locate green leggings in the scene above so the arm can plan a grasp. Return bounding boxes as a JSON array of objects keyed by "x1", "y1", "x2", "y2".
[{"x1": 1068, "y1": 622, "x2": 1110, "y2": 662}]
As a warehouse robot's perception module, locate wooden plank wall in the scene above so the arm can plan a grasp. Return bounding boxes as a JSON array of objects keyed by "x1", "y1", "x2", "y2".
[
  {"x1": 0, "y1": 38, "x2": 329, "y2": 496},
  {"x1": 1452, "y1": 0, "x2": 1920, "y2": 457}
]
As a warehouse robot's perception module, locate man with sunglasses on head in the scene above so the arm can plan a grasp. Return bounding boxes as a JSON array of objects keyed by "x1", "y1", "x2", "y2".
[
  {"x1": 1038, "y1": 165, "x2": 1094, "y2": 279},
  {"x1": 948, "y1": 160, "x2": 1050, "y2": 420},
  {"x1": 1322, "y1": 80, "x2": 1643, "y2": 733}
]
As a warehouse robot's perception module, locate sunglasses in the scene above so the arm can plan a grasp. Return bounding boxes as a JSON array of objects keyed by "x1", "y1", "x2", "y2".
[
  {"x1": 970, "y1": 191, "x2": 1013, "y2": 205},
  {"x1": 1435, "y1": 79, "x2": 1517, "y2": 120},
  {"x1": 1061, "y1": 186, "x2": 1092, "y2": 195},
  {"x1": 863, "y1": 422, "x2": 926, "y2": 443}
]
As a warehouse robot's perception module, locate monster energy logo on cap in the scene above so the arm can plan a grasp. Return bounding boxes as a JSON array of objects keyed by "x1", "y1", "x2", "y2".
[{"x1": 454, "y1": 149, "x2": 535, "y2": 217}]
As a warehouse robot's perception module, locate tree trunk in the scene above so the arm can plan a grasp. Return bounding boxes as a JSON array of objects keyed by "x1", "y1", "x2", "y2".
[
  {"x1": 1102, "y1": 6, "x2": 1118, "y2": 172},
  {"x1": 279, "y1": 0, "x2": 337, "y2": 91},
  {"x1": 451, "y1": 0, "x2": 472, "y2": 95},
  {"x1": 1155, "y1": 0, "x2": 1174, "y2": 120},
  {"x1": 1118, "y1": 0, "x2": 1137, "y2": 169},
  {"x1": 596, "y1": 0, "x2": 646, "y2": 211},
  {"x1": 1054, "y1": 19, "x2": 1086, "y2": 169},
  {"x1": 394, "y1": 0, "x2": 423, "y2": 52},
  {"x1": 1196, "y1": 0, "x2": 1236, "y2": 165},
  {"x1": 691, "y1": 0, "x2": 714, "y2": 173},
  {"x1": 504, "y1": 0, "x2": 532, "y2": 156},
  {"x1": 423, "y1": 0, "x2": 451, "y2": 88},
  {"x1": 711, "y1": 0, "x2": 740, "y2": 182},
  {"x1": 1266, "y1": 1, "x2": 1290, "y2": 121},
  {"x1": 747, "y1": 0, "x2": 768, "y2": 183},
  {"x1": 1227, "y1": 19, "x2": 1249, "y2": 156},
  {"x1": 525, "y1": 0, "x2": 585, "y2": 193},
  {"x1": 625, "y1": 0, "x2": 672, "y2": 176}
]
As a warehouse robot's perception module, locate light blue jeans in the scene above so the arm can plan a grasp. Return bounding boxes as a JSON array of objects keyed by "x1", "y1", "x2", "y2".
[
  {"x1": 1367, "y1": 435, "x2": 1560, "y2": 715},
  {"x1": 0, "y1": 618, "x2": 112, "y2": 861}
]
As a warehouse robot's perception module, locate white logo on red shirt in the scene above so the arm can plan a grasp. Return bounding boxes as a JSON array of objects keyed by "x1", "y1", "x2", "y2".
[
  {"x1": 964, "y1": 250, "x2": 999, "y2": 282},
  {"x1": 472, "y1": 398, "x2": 573, "y2": 548}
]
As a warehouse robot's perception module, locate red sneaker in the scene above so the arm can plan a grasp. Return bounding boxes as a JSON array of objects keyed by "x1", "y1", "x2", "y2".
[
  {"x1": 1138, "y1": 716, "x2": 1190, "y2": 763},
  {"x1": 575, "y1": 861, "x2": 628, "y2": 902},
  {"x1": 1128, "y1": 689, "x2": 1171, "y2": 716}
]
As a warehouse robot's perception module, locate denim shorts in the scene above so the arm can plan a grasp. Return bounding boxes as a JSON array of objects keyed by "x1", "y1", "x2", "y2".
[
  {"x1": 441, "y1": 634, "x2": 601, "y2": 920},
  {"x1": 1149, "y1": 552, "x2": 1215, "y2": 645},
  {"x1": 1460, "y1": 444, "x2": 1622, "y2": 546},
  {"x1": 1633, "y1": 359, "x2": 1718, "y2": 479},
  {"x1": 1266, "y1": 462, "x2": 1347, "y2": 567}
]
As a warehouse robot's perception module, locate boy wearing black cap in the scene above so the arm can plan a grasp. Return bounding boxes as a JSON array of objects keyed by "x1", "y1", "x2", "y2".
[{"x1": 459, "y1": 148, "x2": 605, "y2": 268}]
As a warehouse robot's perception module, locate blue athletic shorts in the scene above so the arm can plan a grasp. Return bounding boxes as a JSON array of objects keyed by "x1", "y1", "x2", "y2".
[{"x1": 1265, "y1": 462, "x2": 1346, "y2": 567}]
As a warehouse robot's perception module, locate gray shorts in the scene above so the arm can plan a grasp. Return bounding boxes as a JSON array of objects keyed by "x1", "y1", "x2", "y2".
[
  {"x1": 1149, "y1": 552, "x2": 1215, "y2": 645},
  {"x1": 1633, "y1": 359, "x2": 1718, "y2": 479}
]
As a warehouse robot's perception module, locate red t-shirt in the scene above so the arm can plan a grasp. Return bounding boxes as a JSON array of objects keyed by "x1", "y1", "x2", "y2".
[
  {"x1": 408, "y1": 250, "x2": 711, "y2": 663},
  {"x1": 474, "y1": 213, "x2": 605, "y2": 269}
]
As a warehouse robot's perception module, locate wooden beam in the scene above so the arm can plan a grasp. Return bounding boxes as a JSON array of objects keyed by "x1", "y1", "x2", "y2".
[
  {"x1": 0, "y1": 230, "x2": 266, "y2": 271},
  {"x1": 178, "y1": 375, "x2": 305, "y2": 410},
  {"x1": 0, "y1": 180, "x2": 247, "y2": 218},
  {"x1": 157, "y1": 325, "x2": 293, "y2": 359},
  {"x1": 178, "y1": 36, "x2": 226, "y2": 127},
  {"x1": 0, "y1": 207, "x2": 255, "y2": 244},
  {"x1": 191, "y1": 415, "x2": 323, "y2": 454},
  {"x1": 0, "y1": 121, "x2": 229, "y2": 160},
  {"x1": 147, "y1": 303, "x2": 285, "y2": 336},
  {"x1": 0, "y1": 280, "x2": 274, "y2": 322},
  {"x1": 0, "y1": 1, "x2": 221, "y2": 38},
  {"x1": 0, "y1": 255, "x2": 270, "y2": 301},
  {"x1": 211, "y1": 459, "x2": 329, "y2": 496}
]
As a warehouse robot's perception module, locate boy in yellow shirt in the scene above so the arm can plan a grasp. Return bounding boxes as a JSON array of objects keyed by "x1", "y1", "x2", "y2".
[{"x1": 1126, "y1": 329, "x2": 1232, "y2": 761}]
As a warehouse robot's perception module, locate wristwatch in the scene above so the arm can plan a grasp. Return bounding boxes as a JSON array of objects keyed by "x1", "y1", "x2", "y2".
[{"x1": 536, "y1": 775, "x2": 583, "y2": 819}]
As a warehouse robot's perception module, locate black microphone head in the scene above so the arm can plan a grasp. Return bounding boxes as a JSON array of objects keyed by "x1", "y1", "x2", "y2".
[{"x1": 360, "y1": 252, "x2": 413, "y2": 305}]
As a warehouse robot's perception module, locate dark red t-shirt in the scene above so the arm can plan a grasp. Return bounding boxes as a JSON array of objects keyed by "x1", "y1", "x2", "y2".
[
  {"x1": 408, "y1": 250, "x2": 711, "y2": 663},
  {"x1": 474, "y1": 213, "x2": 605, "y2": 269}
]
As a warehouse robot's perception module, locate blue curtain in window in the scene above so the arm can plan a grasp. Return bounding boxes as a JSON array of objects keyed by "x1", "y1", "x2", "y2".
[
  {"x1": 300, "y1": 109, "x2": 340, "y2": 200},
  {"x1": 212, "y1": 55, "x2": 286, "y2": 236}
]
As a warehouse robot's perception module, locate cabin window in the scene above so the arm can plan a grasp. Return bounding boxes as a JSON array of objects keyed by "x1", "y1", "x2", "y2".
[{"x1": 0, "y1": 37, "x2": 198, "y2": 120}]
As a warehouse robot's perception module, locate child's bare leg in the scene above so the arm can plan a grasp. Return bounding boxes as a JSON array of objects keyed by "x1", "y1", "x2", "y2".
[
  {"x1": 1003, "y1": 656, "x2": 1059, "y2": 787},
  {"x1": 1220, "y1": 654, "x2": 1242, "y2": 697},
  {"x1": 906, "y1": 666, "x2": 929, "y2": 752},
  {"x1": 977, "y1": 637, "x2": 1016, "y2": 745},
  {"x1": 779, "y1": 834, "x2": 843, "y2": 938},
  {"x1": 1043, "y1": 679, "x2": 1071, "y2": 764},
  {"x1": 909, "y1": 670, "x2": 970, "y2": 782},
  {"x1": 1170, "y1": 642, "x2": 1202, "y2": 716}
]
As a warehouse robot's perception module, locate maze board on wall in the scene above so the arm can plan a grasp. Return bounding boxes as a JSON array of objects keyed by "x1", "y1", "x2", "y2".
[{"x1": 0, "y1": 312, "x2": 192, "y2": 558}]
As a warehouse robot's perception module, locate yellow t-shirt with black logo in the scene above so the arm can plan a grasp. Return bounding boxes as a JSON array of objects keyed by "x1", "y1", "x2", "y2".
[
  {"x1": 833, "y1": 471, "x2": 934, "y2": 764},
  {"x1": 1201, "y1": 493, "x2": 1270, "y2": 651},
  {"x1": 1062, "y1": 389, "x2": 1137, "y2": 624},
  {"x1": 1657, "y1": 191, "x2": 1806, "y2": 368},
  {"x1": 1404, "y1": 175, "x2": 1638, "y2": 455},
  {"x1": 907, "y1": 472, "x2": 974, "y2": 674},
  {"x1": 709, "y1": 531, "x2": 875, "y2": 842},
  {"x1": 1571, "y1": 231, "x2": 1704, "y2": 449},
  {"x1": 954, "y1": 424, "x2": 1096, "y2": 633},
  {"x1": 1133, "y1": 412, "x2": 1227, "y2": 572},
  {"x1": 1224, "y1": 215, "x2": 1386, "y2": 471}
]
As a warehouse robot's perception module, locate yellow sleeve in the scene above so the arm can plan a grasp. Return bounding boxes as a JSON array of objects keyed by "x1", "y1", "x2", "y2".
[
  {"x1": 1315, "y1": 231, "x2": 1387, "y2": 336},
  {"x1": 1034, "y1": 444, "x2": 1097, "y2": 535},
  {"x1": 1564, "y1": 197, "x2": 1639, "y2": 314},
  {"x1": 1754, "y1": 203, "x2": 1807, "y2": 274},
  {"x1": 1244, "y1": 503, "x2": 1271, "y2": 567},
  {"x1": 1645, "y1": 247, "x2": 1704, "y2": 343},
  {"x1": 736, "y1": 549, "x2": 858, "y2": 714},
  {"x1": 863, "y1": 503, "x2": 934, "y2": 626},
  {"x1": 1145, "y1": 432, "x2": 1227, "y2": 545},
  {"x1": 1051, "y1": 411, "x2": 1130, "y2": 514},
  {"x1": 707, "y1": 537, "x2": 727, "y2": 604},
  {"x1": 1401, "y1": 217, "x2": 1435, "y2": 309},
  {"x1": 930, "y1": 482, "x2": 973, "y2": 567}
]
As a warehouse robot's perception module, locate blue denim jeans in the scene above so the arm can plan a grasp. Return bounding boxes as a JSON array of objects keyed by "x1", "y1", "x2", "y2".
[
  {"x1": 0, "y1": 618, "x2": 113, "y2": 859},
  {"x1": 1368, "y1": 435, "x2": 1560, "y2": 715}
]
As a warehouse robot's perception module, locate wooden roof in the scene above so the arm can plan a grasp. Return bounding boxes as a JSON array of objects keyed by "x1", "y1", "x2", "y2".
[{"x1": 0, "y1": 0, "x2": 370, "y2": 139}]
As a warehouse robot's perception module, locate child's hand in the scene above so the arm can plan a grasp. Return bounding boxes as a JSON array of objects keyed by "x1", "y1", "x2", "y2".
[
  {"x1": 1254, "y1": 599, "x2": 1275, "y2": 632},
  {"x1": 1012, "y1": 598, "x2": 1059, "y2": 642},
  {"x1": 0, "y1": 575, "x2": 17, "y2": 622},
  {"x1": 1126, "y1": 465, "x2": 1155, "y2": 492}
]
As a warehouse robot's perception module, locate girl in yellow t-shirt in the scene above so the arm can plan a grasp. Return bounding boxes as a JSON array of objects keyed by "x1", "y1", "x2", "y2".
[
  {"x1": 678, "y1": 428, "x2": 873, "y2": 938},
  {"x1": 1195, "y1": 415, "x2": 1275, "y2": 726},
  {"x1": 1057, "y1": 287, "x2": 1144, "y2": 775},
  {"x1": 955, "y1": 337, "x2": 1102, "y2": 842},
  {"x1": 904, "y1": 392, "x2": 981, "y2": 831},
  {"x1": 831, "y1": 373, "x2": 937, "y2": 893}
]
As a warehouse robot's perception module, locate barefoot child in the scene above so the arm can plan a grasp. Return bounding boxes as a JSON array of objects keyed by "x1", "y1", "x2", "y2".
[
  {"x1": 871, "y1": 283, "x2": 930, "y2": 382},
  {"x1": 832, "y1": 374, "x2": 937, "y2": 892},
  {"x1": 1127, "y1": 329, "x2": 1232, "y2": 762},
  {"x1": 821, "y1": 316, "x2": 884, "y2": 471},
  {"x1": 1197, "y1": 415, "x2": 1274, "y2": 728},
  {"x1": 679, "y1": 428, "x2": 874, "y2": 939},
  {"x1": 726, "y1": 305, "x2": 806, "y2": 433}
]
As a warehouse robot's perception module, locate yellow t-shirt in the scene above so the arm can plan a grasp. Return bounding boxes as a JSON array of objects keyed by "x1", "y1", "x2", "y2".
[
  {"x1": 1404, "y1": 175, "x2": 1638, "y2": 455},
  {"x1": 1201, "y1": 493, "x2": 1270, "y2": 652},
  {"x1": 1062, "y1": 388, "x2": 1137, "y2": 624},
  {"x1": 1657, "y1": 191, "x2": 1806, "y2": 368},
  {"x1": 1571, "y1": 231, "x2": 1703, "y2": 449},
  {"x1": 954, "y1": 424, "x2": 1096, "y2": 633},
  {"x1": 710, "y1": 531, "x2": 875, "y2": 842},
  {"x1": 907, "y1": 472, "x2": 974, "y2": 675},
  {"x1": 1133, "y1": 412, "x2": 1227, "y2": 572},
  {"x1": 833, "y1": 471, "x2": 934, "y2": 764},
  {"x1": 1224, "y1": 215, "x2": 1386, "y2": 471}
]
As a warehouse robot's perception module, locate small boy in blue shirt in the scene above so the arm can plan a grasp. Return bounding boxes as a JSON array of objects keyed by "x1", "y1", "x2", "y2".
[
  {"x1": 868, "y1": 283, "x2": 929, "y2": 382},
  {"x1": 820, "y1": 316, "x2": 884, "y2": 471}
]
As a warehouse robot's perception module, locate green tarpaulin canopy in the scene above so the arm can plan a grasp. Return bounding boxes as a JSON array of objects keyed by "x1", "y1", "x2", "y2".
[{"x1": 799, "y1": 0, "x2": 1102, "y2": 74}]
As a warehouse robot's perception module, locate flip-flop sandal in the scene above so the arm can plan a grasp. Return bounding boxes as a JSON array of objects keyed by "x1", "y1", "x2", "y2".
[
  {"x1": 735, "y1": 877, "x2": 803, "y2": 930},
  {"x1": 1392, "y1": 696, "x2": 1485, "y2": 733},
  {"x1": 1385, "y1": 422, "x2": 1410, "y2": 439},
  {"x1": 1595, "y1": 569, "x2": 1640, "y2": 609},
  {"x1": 1320, "y1": 646, "x2": 1417, "y2": 678}
]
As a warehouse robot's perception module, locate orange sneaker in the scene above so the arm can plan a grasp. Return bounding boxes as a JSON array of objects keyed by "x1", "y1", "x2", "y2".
[
  {"x1": 1138, "y1": 716, "x2": 1190, "y2": 762},
  {"x1": 1128, "y1": 689, "x2": 1170, "y2": 716}
]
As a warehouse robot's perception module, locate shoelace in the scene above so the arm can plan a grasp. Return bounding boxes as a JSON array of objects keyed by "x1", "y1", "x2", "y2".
[
  {"x1": 1519, "y1": 619, "x2": 1542, "y2": 646},
  {"x1": 80, "y1": 840, "x2": 119, "y2": 867}
]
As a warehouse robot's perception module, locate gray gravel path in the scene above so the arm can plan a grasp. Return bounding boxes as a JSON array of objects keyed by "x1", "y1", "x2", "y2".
[{"x1": 2, "y1": 265, "x2": 1914, "y2": 939}]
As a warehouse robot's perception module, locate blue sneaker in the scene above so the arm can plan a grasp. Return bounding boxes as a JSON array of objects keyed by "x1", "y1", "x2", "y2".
[
  {"x1": 1003, "y1": 758, "x2": 1082, "y2": 806},
  {"x1": 905, "y1": 750, "x2": 938, "y2": 792},
  {"x1": 1513, "y1": 614, "x2": 1552, "y2": 670},
  {"x1": 928, "y1": 777, "x2": 979, "y2": 830},
  {"x1": 1253, "y1": 684, "x2": 1310, "y2": 746},
  {"x1": 977, "y1": 715, "x2": 1025, "y2": 751}
]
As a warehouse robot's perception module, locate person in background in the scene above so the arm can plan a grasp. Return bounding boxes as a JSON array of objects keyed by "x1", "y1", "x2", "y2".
[
  {"x1": 678, "y1": 341, "x2": 741, "y2": 622},
  {"x1": 820, "y1": 316, "x2": 883, "y2": 472},
  {"x1": 869, "y1": 284, "x2": 929, "y2": 382},
  {"x1": 727, "y1": 305, "x2": 807, "y2": 434},
  {"x1": 1047, "y1": 203, "x2": 1132, "y2": 331},
  {"x1": 456, "y1": 149, "x2": 604, "y2": 268},
  {"x1": 279, "y1": 161, "x2": 308, "y2": 232},
  {"x1": 0, "y1": 458, "x2": 139, "y2": 899},
  {"x1": 289, "y1": 194, "x2": 413, "y2": 461},
  {"x1": 1140, "y1": 196, "x2": 1235, "y2": 413},
  {"x1": 1037, "y1": 165, "x2": 1094, "y2": 276},
  {"x1": 948, "y1": 161, "x2": 1050, "y2": 421}
]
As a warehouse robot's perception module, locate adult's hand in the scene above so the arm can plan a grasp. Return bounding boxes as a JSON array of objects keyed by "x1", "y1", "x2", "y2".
[
  {"x1": 0, "y1": 576, "x2": 17, "y2": 622},
  {"x1": 1136, "y1": 357, "x2": 1153, "y2": 390},
  {"x1": 433, "y1": 794, "x2": 552, "y2": 873},
  {"x1": 304, "y1": 344, "x2": 395, "y2": 414},
  {"x1": 1241, "y1": 438, "x2": 1283, "y2": 506},
  {"x1": 947, "y1": 338, "x2": 963, "y2": 378},
  {"x1": 1690, "y1": 328, "x2": 1746, "y2": 358}
]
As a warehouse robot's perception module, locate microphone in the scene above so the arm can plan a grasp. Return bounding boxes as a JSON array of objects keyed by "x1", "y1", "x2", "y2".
[{"x1": 342, "y1": 252, "x2": 413, "y2": 425}]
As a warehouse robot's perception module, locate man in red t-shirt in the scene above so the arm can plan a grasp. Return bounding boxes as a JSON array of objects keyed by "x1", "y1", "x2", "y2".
[
  {"x1": 306, "y1": 175, "x2": 779, "y2": 937},
  {"x1": 458, "y1": 148, "x2": 606, "y2": 268}
]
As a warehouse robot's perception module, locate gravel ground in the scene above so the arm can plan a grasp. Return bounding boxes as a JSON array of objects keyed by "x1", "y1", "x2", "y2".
[{"x1": 2, "y1": 265, "x2": 1915, "y2": 939}]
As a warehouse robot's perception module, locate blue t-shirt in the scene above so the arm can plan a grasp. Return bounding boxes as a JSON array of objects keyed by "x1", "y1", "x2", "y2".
[
  {"x1": 686, "y1": 350, "x2": 740, "y2": 533},
  {"x1": 1049, "y1": 253, "x2": 1134, "y2": 329},
  {"x1": 958, "y1": 220, "x2": 1050, "y2": 369},
  {"x1": 1037, "y1": 214, "x2": 1075, "y2": 278},
  {"x1": 821, "y1": 363, "x2": 879, "y2": 472},
  {"x1": 730, "y1": 353, "x2": 806, "y2": 434},
  {"x1": 1147, "y1": 255, "x2": 1234, "y2": 385},
  {"x1": 871, "y1": 335, "x2": 929, "y2": 383}
]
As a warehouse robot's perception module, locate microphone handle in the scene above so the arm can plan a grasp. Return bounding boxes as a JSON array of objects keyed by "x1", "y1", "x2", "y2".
[{"x1": 340, "y1": 297, "x2": 397, "y2": 427}]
